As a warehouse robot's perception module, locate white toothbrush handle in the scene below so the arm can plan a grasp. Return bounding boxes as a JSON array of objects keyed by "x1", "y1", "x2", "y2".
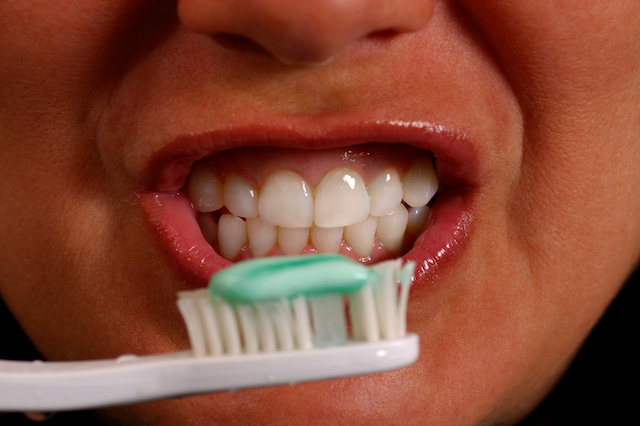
[{"x1": 0, "y1": 334, "x2": 418, "y2": 412}]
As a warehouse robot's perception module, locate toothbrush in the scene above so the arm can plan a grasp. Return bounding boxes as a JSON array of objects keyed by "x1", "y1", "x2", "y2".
[{"x1": 0, "y1": 255, "x2": 419, "y2": 412}]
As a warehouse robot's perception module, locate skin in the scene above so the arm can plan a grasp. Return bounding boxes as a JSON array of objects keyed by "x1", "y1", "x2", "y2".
[{"x1": 1, "y1": 0, "x2": 639, "y2": 425}]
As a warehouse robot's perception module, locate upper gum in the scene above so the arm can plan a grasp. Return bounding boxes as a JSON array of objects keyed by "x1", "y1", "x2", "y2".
[{"x1": 194, "y1": 143, "x2": 433, "y2": 188}]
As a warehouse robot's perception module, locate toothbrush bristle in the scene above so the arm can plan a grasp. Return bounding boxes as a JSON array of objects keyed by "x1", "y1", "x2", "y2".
[{"x1": 177, "y1": 258, "x2": 415, "y2": 357}]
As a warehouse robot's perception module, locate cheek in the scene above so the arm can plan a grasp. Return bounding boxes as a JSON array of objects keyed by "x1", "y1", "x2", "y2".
[
  {"x1": 460, "y1": 0, "x2": 640, "y2": 310},
  {"x1": 0, "y1": 192, "x2": 189, "y2": 362},
  {"x1": 0, "y1": 2, "x2": 182, "y2": 357}
]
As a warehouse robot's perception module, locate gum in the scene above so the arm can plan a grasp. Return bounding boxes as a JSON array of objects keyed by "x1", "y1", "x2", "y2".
[{"x1": 196, "y1": 142, "x2": 432, "y2": 188}]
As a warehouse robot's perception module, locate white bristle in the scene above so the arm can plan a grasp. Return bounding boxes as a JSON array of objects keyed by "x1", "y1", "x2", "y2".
[
  {"x1": 214, "y1": 297, "x2": 242, "y2": 355},
  {"x1": 348, "y1": 284, "x2": 379, "y2": 342},
  {"x1": 309, "y1": 294, "x2": 348, "y2": 347},
  {"x1": 396, "y1": 262, "x2": 415, "y2": 337},
  {"x1": 197, "y1": 294, "x2": 224, "y2": 356},
  {"x1": 291, "y1": 295, "x2": 314, "y2": 350},
  {"x1": 373, "y1": 260, "x2": 399, "y2": 340},
  {"x1": 176, "y1": 291, "x2": 207, "y2": 357},
  {"x1": 235, "y1": 305, "x2": 259, "y2": 354},
  {"x1": 271, "y1": 300, "x2": 295, "y2": 351},
  {"x1": 177, "y1": 259, "x2": 416, "y2": 357},
  {"x1": 254, "y1": 303, "x2": 277, "y2": 352}
]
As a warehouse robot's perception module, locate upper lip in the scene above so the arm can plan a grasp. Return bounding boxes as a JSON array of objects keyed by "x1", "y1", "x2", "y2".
[
  {"x1": 136, "y1": 117, "x2": 486, "y2": 194},
  {"x1": 134, "y1": 115, "x2": 486, "y2": 288}
]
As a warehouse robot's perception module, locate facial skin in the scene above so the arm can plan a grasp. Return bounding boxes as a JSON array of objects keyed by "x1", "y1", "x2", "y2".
[{"x1": 1, "y1": 0, "x2": 639, "y2": 425}]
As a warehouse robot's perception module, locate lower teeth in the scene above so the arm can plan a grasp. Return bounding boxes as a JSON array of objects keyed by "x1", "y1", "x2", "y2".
[
  {"x1": 197, "y1": 200, "x2": 432, "y2": 262},
  {"x1": 200, "y1": 206, "x2": 431, "y2": 261}
]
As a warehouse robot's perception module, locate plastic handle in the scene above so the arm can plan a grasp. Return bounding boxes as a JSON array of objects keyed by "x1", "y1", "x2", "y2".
[{"x1": 0, "y1": 334, "x2": 419, "y2": 412}]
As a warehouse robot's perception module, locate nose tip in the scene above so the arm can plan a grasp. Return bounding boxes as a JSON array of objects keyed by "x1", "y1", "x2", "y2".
[{"x1": 178, "y1": 0, "x2": 435, "y2": 64}]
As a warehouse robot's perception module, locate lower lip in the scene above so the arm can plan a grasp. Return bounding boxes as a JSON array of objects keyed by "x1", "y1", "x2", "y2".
[
  {"x1": 405, "y1": 189, "x2": 473, "y2": 286},
  {"x1": 138, "y1": 184, "x2": 475, "y2": 290}
]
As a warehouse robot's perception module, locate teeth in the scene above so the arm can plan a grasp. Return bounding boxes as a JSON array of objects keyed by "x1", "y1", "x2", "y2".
[
  {"x1": 402, "y1": 157, "x2": 439, "y2": 208},
  {"x1": 310, "y1": 224, "x2": 344, "y2": 254},
  {"x1": 223, "y1": 173, "x2": 258, "y2": 218},
  {"x1": 376, "y1": 204, "x2": 409, "y2": 254},
  {"x1": 278, "y1": 227, "x2": 310, "y2": 255},
  {"x1": 368, "y1": 169, "x2": 403, "y2": 217},
  {"x1": 197, "y1": 212, "x2": 218, "y2": 243},
  {"x1": 258, "y1": 171, "x2": 314, "y2": 228},
  {"x1": 344, "y1": 215, "x2": 378, "y2": 258},
  {"x1": 217, "y1": 214, "x2": 247, "y2": 261},
  {"x1": 246, "y1": 216, "x2": 277, "y2": 257},
  {"x1": 314, "y1": 168, "x2": 370, "y2": 228},
  {"x1": 406, "y1": 205, "x2": 431, "y2": 237},
  {"x1": 188, "y1": 163, "x2": 224, "y2": 212},
  {"x1": 190, "y1": 155, "x2": 439, "y2": 260}
]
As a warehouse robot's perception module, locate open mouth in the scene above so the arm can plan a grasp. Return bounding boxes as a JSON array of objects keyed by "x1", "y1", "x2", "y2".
[
  {"x1": 188, "y1": 143, "x2": 437, "y2": 262},
  {"x1": 137, "y1": 120, "x2": 481, "y2": 289}
]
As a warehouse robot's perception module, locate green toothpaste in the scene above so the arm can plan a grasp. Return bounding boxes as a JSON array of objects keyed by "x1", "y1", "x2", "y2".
[{"x1": 209, "y1": 254, "x2": 375, "y2": 303}]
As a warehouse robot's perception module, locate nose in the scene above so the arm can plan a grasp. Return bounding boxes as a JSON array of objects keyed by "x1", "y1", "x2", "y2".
[{"x1": 178, "y1": 0, "x2": 434, "y2": 64}]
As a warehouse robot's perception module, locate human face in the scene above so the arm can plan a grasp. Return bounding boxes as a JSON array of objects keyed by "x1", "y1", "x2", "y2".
[{"x1": 1, "y1": 0, "x2": 639, "y2": 425}]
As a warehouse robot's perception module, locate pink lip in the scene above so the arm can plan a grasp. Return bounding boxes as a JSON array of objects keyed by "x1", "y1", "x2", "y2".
[{"x1": 137, "y1": 119, "x2": 484, "y2": 290}]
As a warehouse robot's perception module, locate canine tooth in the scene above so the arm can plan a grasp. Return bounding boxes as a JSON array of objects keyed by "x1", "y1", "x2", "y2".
[
  {"x1": 258, "y1": 171, "x2": 314, "y2": 228},
  {"x1": 246, "y1": 216, "x2": 277, "y2": 257},
  {"x1": 223, "y1": 173, "x2": 258, "y2": 218},
  {"x1": 402, "y1": 157, "x2": 438, "y2": 208},
  {"x1": 310, "y1": 225, "x2": 344, "y2": 254},
  {"x1": 278, "y1": 227, "x2": 310, "y2": 255},
  {"x1": 407, "y1": 205, "x2": 431, "y2": 237},
  {"x1": 218, "y1": 214, "x2": 247, "y2": 260},
  {"x1": 314, "y1": 168, "x2": 370, "y2": 227},
  {"x1": 188, "y1": 163, "x2": 224, "y2": 212},
  {"x1": 376, "y1": 204, "x2": 409, "y2": 254},
  {"x1": 197, "y1": 212, "x2": 218, "y2": 243},
  {"x1": 344, "y1": 215, "x2": 378, "y2": 258},
  {"x1": 368, "y1": 169, "x2": 403, "y2": 216}
]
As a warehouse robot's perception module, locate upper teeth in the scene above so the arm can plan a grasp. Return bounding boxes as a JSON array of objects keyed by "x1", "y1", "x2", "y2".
[
  {"x1": 401, "y1": 157, "x2": 439, "y2": 208},
  {"x1": 187, "y1": 155, "x2": 438, "y2": 260},
  {"x1": 259, "y1": 170, "x2": 314, "y2": 228},
  {"x1": 368, "y1": 169, "x2": 403, "y2": 216},
  {"x1": 314, "y1": 168, "x2": 371, "y2": 227}
]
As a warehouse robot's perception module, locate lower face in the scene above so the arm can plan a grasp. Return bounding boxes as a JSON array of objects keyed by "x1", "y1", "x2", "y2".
[{"x1": 1, "y1": 1, "x2": 640, "y2": 425}]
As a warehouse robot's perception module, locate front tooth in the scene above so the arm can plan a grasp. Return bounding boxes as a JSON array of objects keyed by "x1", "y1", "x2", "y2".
[
  {"x1": 217, "y1": 214, "x2": 247, "y2": 260},
  {"x1": 223, "y1": 173, "x2": 258, "y2": 218},
  {"x1": 407, "y1": 205, "x2": 431, "y2": 237},
  {"x1": 197, "y1": 212, "x2": 218, "y2": 243},
  {"x1": 344, "y1": 215, "x2": 378, "y2": 258},
  {"x1": 310, "y1": 225, "x2": 344, "y2": 254},
  {"x1": 368, "y1": 169, "x2": 403, "y2": 216},
  {"x1": 376, "y1": 204, "x2": 409, "y2": 254},
  {"x1": 314, "y1": 168, "x2": 370, "y2": 228},
  {"x1": 258, "y1": 171, "x2": 314, "y2": 228},
  {"x1": 246, "y1": 216, "x2": 277, "y2": 257},
  {"x1": 188, "y1": 163, "x2": 224, "y2": 212},
  {"x1": 402, "y1": 157, "x2": 439, "y2": 208},
  {"x1": 278, "y1": 227, "x2": 310, "y2": 255}
]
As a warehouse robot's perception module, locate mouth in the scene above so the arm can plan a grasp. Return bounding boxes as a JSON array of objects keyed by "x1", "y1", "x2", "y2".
[{"x1": 137, "y1": 119, "x2": 482, "y2": 289}]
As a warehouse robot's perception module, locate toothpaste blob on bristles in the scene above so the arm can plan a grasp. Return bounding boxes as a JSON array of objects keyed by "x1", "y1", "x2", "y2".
[{"x1": 209, "y1": 254, "x2": 375, "y2": 303}]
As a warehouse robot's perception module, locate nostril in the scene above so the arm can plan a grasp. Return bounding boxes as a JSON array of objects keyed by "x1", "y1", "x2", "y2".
[
  {"x1": 177, "y1": 0, "x2": 435, "y2": 66},
  {"x1": 212, "y1": 33, "x2": 267, "y2": 56},
  {"x1": 367, "y1": 28, "x2": 401, "y2": 39}
]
